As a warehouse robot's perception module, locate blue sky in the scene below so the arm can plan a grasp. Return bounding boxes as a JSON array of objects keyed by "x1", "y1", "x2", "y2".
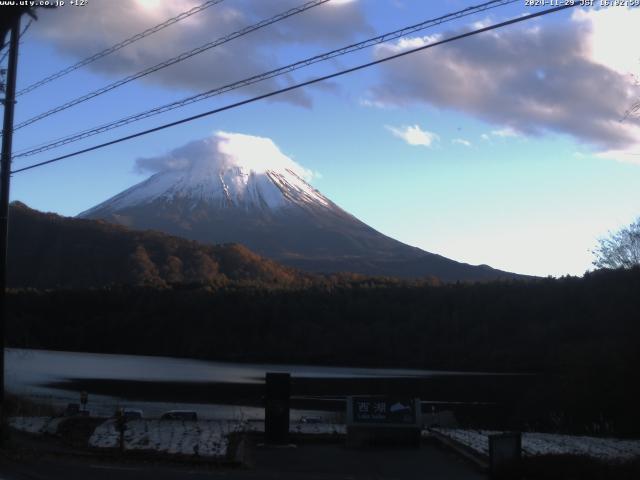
[{"x1": 4, "y1": 0, "x2": 640, "y2": 277}]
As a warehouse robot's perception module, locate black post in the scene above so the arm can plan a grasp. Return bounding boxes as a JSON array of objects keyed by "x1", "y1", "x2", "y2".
[
  {"x1": 116, "y1": 408, "x2": 125, "y2": 453},
  {"x1": 264, "y1": 372, "x2": 290, "y2": 445},
  {"x1": 0, "y1": 14, "x2": 21, "y2": 421},
  {"x1": 489, "y1": 432, "x2": 522, "y2": 479}
]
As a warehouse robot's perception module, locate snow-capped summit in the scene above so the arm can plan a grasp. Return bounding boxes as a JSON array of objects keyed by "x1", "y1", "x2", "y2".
[
  {"x1": 81, "y1": 131, "x2": 330, "y2": 216},
  {"x1": 80, "y1": 131, "x2": 520, "y2": 282}
]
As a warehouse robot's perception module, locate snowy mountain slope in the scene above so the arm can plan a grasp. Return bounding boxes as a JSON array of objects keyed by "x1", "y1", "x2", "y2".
[
  {"x1": 79, "y1": 132, "x2": 521, "y2": 282},
  {"x1": 81, "y1": 157, "x2": 331, "y2": 215}
]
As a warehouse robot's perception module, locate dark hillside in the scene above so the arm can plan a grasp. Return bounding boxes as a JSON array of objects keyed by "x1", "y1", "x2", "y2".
[{"x1": 8, "y1": 202, "x2": 301, "y2": 288}]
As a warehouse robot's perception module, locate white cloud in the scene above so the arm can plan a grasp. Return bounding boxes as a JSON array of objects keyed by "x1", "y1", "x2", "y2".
[
  {"x1": 33, "y1": 0, "x2": 372, "y2": 107},
  {"x1": 385, "y1": 124, "x2": 439, "y2": 147},
  {"x1": 452, "y1": 138, "x2": 472, "y2": 147},
  {"x1": 595, "y1": 149, "x2": 640, "y2": 166},
  {"x1": 135, "y1": 130, "x2": 316, "y2": 180},
  {"x1": 370, "y1": 7, "x2": 640, "y2": 156},
  {"x1": 490, "y1": 127, "x2": 521, "y2": 138},
  {"x1": 359, "y1": 97, "x2": 393, "y2": 109},
  {"x1": 471, "y1": 19, "x2": 492, "y2": 30},
  {"x1": 572, "y1": 7, "x2": 640, "y2": 77}
]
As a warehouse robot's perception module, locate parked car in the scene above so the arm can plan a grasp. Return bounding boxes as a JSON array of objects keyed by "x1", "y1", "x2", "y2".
[
  {"x1": 300, "y1": 415, "x2": 323, "y2": 424},
  {"x1": 123, "y1": 409, "x2": 144, "y2": 420},
  {"x1": 160, "y1": 410, "x2": 198, "y2": 421}
]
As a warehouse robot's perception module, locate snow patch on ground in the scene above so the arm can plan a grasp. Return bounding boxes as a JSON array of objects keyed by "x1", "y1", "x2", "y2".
[
  {"x1": 13, "y1": 414, "x2": 347, "y2": 460},
  {"x1": 8, "y1": 416, "x2": 64, "y2": 435},
  {"x1": 89, "y1": 419, "x2": 231, "y2": 458},
  {"x1": 432, "y1": 428, "x2": 640, "y2": 462},
  {"x1": 238, "y1": 420, "x2": 345, "y2": 436},
  {"x1": 89, "y1": 419, "x2": 347, "y2": 458},
  {"x1": 291, "y1": 422, "x2": 346, "y2": 436}
]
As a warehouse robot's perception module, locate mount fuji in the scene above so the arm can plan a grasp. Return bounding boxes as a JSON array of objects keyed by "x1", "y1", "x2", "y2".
[{"x1": 79, "y1": 131, "x2": 520, "y2": 282}]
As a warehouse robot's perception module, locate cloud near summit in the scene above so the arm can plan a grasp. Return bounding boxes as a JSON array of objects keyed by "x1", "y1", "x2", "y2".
[
  {"x1": 369, "y1": 7, "x2": 640, "y2": 157},
  {"x1": 135, "y1": 131, "x2": 315, "y2": 181}
]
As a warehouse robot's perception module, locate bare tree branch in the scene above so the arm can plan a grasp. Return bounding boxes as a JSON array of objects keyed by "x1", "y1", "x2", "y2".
[{"x1": 592, "y1": 218, "x2": 640, "y2": 269}]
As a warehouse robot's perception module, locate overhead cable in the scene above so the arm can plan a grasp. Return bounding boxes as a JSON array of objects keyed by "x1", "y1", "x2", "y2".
[
  {"x1": 10, "y1": 0, "x2": 331, "y2": 132},
  {"x1": 12, "y1": 3, "x2": 579, "y2": 175},
  {"x1": 11, "y1": 3, "x2": 579, "y2": 174},
  {"x1": 15, "y1": 0, "x2": 227, "y2": 96},
  {"x1": 14, "y1": 0, "x2": 518, "y2": 159}
]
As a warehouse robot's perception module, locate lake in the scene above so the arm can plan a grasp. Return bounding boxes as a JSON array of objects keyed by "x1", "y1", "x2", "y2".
[{"x1": 6, "y1": 348, "x2": 491, "y2": 420}]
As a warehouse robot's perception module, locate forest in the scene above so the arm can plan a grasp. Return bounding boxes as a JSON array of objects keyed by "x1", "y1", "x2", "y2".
[{"x1": 6, "y1": 266, "x2": 640, "y2": 434}]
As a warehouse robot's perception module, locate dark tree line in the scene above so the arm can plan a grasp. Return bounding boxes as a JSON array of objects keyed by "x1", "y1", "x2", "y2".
[{"x1": 6, "y1": 267, "x2": 640, "y2": 434}]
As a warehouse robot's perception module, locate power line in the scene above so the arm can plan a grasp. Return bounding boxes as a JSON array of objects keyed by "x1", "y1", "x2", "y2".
[
  {"x1": 13, "y1": 0, "x2": 518, "y2": 159},
  {"x1": 622, "y1": 101, "x2": 639, "y2": 121},
  {"x1": 13, "y1": 0, "x2": 516, "y2": 157},
  {"x1": 15, "y1": 0, "x2": 226, "y2": 97},
  {"x1": 0, "y1": 19, "x2": 31, "y2": 66},
  {"x1": 9, "y1": 0, "x2": 331, "y2": 133},
  {"x1": 0, "y1": 45, "x2": 8, "y2": 66},
  {"x1": 12, "y1": 3, "x2": 579, "y2": 175}
]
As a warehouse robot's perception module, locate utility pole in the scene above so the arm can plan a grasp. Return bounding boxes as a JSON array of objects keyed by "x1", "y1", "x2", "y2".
[{"x1": 0, "y1": 13, "x2": 22, "y2": 422}]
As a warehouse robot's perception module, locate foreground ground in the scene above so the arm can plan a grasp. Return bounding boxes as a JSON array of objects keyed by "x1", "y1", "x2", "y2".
[
  {"x1": 9, "y1": 416, "x2": 640, "y2": 463},
  {"x1": 3, "y1": 417, "x2": 640, "y2": 479},
  {"x1": 0, "y1": 440, "x2": 485, "y2": 480}
]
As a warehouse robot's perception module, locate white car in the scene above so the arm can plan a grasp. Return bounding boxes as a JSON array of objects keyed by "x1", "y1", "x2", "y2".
[{"x1": 160, "y1": 410, "x2": 198, "y2": 421}]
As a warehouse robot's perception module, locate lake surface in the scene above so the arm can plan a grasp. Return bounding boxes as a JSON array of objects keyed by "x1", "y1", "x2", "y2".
[{"x1": 6, "y1": 348, "x2": 485, "y2": 420}]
